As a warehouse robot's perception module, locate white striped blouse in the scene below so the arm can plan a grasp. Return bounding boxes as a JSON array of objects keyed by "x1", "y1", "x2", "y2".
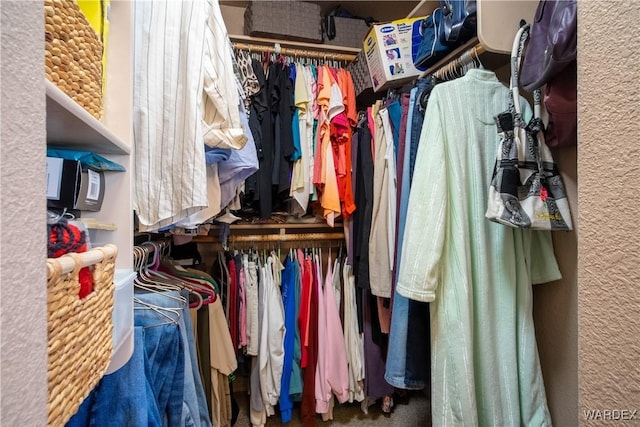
[{"x1": 133, "y1": 0, "x2": 246, "y2": 232}]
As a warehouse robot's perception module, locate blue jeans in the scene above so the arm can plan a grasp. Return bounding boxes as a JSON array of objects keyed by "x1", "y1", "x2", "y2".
[
  {"x1": 386, "y1": 78, "x2": 434, "y2": 390},
  {"x1": 409, "y1": 77, "x2": 437, "y2": 182},
  {"x1": 66, "y1": 327, "x2": 163, "y2": 427},
  {"x1": 178, "y1": 291, "x2": 212, "y2": 427},
  {"x1": 134, "y1": 290, "x2": 186, "y2": 427}
]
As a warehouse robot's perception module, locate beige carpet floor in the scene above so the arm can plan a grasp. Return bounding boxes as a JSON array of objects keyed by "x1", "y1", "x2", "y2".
[{"x1": 233, "y1": 390, "x2": 431, "y2": 426}]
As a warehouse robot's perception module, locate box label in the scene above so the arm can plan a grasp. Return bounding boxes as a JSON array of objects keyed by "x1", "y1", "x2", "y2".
[
  {"x1": 46, "y1": 157, "x2": 64, "y2": 199},
  {"x1": 86, "y1": 169, "x2": 101, "y2": 201}
]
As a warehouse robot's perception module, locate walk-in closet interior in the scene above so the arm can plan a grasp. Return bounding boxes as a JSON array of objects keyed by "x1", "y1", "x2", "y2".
[{"x1": 1, "y1": 1, "x2": 639, "y2": 426}]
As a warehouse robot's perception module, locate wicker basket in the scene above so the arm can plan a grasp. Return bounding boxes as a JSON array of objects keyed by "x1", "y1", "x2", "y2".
[
  {"x1": 46, "y1": 245, "x2": 117, "y2": 426},
  {"x1": 44, "y1": 0, "x2": 103, "y2": 119}
]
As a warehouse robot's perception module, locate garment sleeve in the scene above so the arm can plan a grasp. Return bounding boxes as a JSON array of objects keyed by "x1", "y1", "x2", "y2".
[
  {"x1": 201, "y1": 0, "x2": 247, "y2": 150},
  {"x1": 529, "y1": 230, "x2": 562, "y2": 284},
  {"x1": 396, "y1": 89, "x2": 448, "y2": 303}
]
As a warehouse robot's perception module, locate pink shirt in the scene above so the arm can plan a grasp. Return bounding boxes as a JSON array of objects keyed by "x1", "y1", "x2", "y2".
[
  {"x1": 315, "y1": 256, "x2": 349, "y2": 415},
  {"x1": 238, "y1": 269, "x2": 247, "y2": 348}
]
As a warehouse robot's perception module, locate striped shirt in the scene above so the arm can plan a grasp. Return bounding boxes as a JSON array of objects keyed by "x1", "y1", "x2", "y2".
[{"x1": 133, "y1": 0, "x2": 246, "y2": 232}]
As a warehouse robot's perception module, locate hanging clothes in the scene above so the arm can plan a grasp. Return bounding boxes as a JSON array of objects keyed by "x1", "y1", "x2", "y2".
[
  {"x1": 279, "y1": 256, "x2": 297, "y2": 423},
  {"x1": 315, "y1": 254, "x2": 349, "y2": 420},
  {"x1": 208, "y1": 296, "x2": 238, "y2": 427},
  {"x1": 342, "y1": 263, "x2": 365, "y2": 403},
  {"x1": 250, "y1": 262, "x2": 266, "y2": 427},
  {"x1": 300, "y1": 253, "x2": 320, "y2": 427},
  {"x1": 243, "y1": 254, "x2": 260, "y2": 357},
  {"x1": 368, "y1": 105, "x2": 395, "y2": 298},
  {"x1": 133, "y1": 0, "x2": 246, "y2": 231},
  {"x1": 249, "y1": 58, "x2": 274, "y2": 219},
  {"x1": 314, "y1": 65, "x2": 342, "y2": 226},
  {"x1": 386, "y1": 80, "x2": 432, "y2": 391},
  {"x1": 290, "y1": 252, "x2": 304, "y2": 398},
  {"x1": 291, "y1": 66, "x2": 314, "y2": 214},
  {"x1": 397, "y1": 69, "x2": 562, "y2": 426},
  {"x1": 258, "y1": 256, "x2": 285, "y2": 417},
  {"x1": 218, "y1": 102, "x2": 260, "y2": 210},
  {"x1": 269, "y1": 61, "x2": 295, "y2": 197},
  {"x1": 353, "y1": 118, "x2": 375, "y2": 295}
]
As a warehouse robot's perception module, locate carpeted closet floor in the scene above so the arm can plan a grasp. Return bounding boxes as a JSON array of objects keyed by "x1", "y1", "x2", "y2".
[{"x1": 233, "y1": 390, "x2": 431, "y2": 426}]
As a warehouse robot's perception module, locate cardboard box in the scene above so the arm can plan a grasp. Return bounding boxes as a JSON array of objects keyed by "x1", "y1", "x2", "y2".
[
  {"x1": 363, "y1": 16, "x2": 426, "y2": 92},
  {"x1": 47, "y1": 157, "x2": 105, "y2": 211}
]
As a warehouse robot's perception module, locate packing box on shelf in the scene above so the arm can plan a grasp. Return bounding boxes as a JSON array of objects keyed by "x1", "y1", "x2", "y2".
[
  {"x1": 46, "y1": 157, "x2": 105, "y2": 212},
  {"x1": 363, "y1": 16, "x2": 426, "y2": 92},
  {"x1": 245, "y1": 1, "x2": 322, "y2": 43}
]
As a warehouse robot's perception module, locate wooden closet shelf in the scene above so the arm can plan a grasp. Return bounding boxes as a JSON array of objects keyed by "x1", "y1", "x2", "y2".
[
  {"x1": 230, "y1": 34, "x2": 361, "y2": 54},
  {"x1": 220, "y1": 222, "x2": 343, "y2": 230},
  {"x1": 194, "y1": 232, "x2": 344, "y2": 244}
]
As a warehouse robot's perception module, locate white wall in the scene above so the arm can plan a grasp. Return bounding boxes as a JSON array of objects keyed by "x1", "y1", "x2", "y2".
[
  {"x1": 1, "y1": 1, "x2": 639, "y2": 424},
  {"x1": 0, "y1": 1, "x2": 48, "y2": 425}
]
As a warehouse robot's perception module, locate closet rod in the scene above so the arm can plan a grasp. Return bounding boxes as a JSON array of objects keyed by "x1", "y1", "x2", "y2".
[
  {"x1": 418, "y1": 39, "x2": 486, "y2": 78},
  {"x1": 233, "y1": 41, "x2": 358, "y2": 63},
  {"x1": 133, "y1": 240, "x2": 171, "y2": 262},
  {"x1": 434, "y1": 43, "x2": 486, "y2": 80},
  {"x1": 194, "y1": 232, "x2": 345, "y2": 244},
  {"x1": 230, "y1": 34, "x2": 361, "y2": 53}
]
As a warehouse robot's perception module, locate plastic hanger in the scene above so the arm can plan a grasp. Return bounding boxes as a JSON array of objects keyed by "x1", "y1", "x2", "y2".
[
  {"x1": 158, "y1": 258, "x2": 217, "y2": 306},
  {"x1": 133, "y1": 296, "x2": 182, "y2": 328},
  {"x1": 134, "y1": 245, "x2": 187, "y2": 305}
]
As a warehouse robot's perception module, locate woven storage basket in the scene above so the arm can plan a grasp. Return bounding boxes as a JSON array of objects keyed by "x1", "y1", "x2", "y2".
[
  {"x1": 245, "y1": 1, "x2": 322, "y2": 43},
  {"x1": 44, "y1": 0, "x2": 103, "y2": 119},
  {"x1": 46, "y1": 245, "x2": 117, "y2": 426},
  {"x1": 348, "y1": 50, "x2": 373, "y2": 96},
  {"x1": 327, "y1": 16, "x2": 370, "y2": 49}
]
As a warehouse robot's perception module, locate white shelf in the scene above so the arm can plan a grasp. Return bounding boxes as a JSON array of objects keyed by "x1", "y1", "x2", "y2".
[
  {"x1": 46, "y1": 80, "x2": 130, "y2": 155},
  {"x1": 407, "y1": 0, "x2": 437, "y2": 18}
]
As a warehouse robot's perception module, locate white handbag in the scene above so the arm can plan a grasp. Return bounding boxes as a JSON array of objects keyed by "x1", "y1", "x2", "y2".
[{"x1": 485, "y1": 24, "x2": 573, "y2": 231}]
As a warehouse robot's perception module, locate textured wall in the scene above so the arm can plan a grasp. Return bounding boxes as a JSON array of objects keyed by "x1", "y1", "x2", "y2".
[
  {"x1": 578, "y1": 1, "x2": 640, "y2": 424},
  {"x1": 0, "y1": 1, "x2": 48, "y2": 425}
]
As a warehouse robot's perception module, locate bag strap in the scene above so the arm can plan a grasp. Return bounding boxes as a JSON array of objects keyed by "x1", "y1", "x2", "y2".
[
  {"x1": 510, "y1": 23, "x2": 543, "y2": 122},
  {"x1": 510, "y1": 24, "x2": 529, "y2": 117},
  {"x1": 511, "y1": 23, "x2": 550, "y2": 176}
]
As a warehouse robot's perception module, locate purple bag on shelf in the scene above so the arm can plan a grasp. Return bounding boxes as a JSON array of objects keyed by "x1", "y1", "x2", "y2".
[{"x1": 521, "y1": 0, "x2": 577, "y2": 91}]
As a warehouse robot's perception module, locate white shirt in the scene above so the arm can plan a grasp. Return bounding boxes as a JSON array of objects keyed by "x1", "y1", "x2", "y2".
[
  {"x1": 133, "y1": 0, "x2": 246, "y2": 232},
  {"x1": 258, "y1": 257, "x2": 285, "y2": 416}
]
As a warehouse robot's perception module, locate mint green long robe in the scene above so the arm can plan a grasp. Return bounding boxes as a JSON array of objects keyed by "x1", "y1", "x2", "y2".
[{"x1": 396, "y1": 69, "x2": 561, "y2": 427}]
